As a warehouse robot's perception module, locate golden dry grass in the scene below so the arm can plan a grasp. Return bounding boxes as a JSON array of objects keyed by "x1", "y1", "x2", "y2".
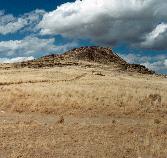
[{"x1": 0, "y1": 65, "x2": 166, "y2": 158}]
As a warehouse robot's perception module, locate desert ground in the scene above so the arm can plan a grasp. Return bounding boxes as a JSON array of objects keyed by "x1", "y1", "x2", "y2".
[{"x1": 0, "y1": 64, "x2": 166, "y2": 158}]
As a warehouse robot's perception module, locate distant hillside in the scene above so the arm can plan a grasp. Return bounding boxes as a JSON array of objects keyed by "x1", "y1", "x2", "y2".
[{"x1": 13, "y1": 46, "x2": 155, "y2": 74}]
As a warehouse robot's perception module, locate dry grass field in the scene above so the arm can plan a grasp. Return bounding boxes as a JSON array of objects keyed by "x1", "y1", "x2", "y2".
[{"x1": 0, "y1": 64, "x2": 166, "y2": 158}]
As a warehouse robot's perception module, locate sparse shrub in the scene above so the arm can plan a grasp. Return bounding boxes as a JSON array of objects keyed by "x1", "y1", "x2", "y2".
[
  {"x1": 149, "y1": 94, "x2": 161, "y2": 103},
  {"x1": 139, "y1": 94, "x2": 162, "y2": 107},
  {"x1": 57, "y1": 116, "x2": 64, "y2": 124},
  {"x1": 154, "y1": 119, "x2": 161, "y2": 124}
]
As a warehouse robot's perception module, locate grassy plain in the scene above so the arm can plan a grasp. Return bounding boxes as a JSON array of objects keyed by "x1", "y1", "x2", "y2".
[{"x1": 0, "y1": 65, "x2": 166, "y2": 158}]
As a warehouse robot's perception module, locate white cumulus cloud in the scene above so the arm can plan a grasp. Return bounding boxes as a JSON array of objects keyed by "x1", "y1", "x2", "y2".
[
  {"x1": 0, "y1": 12, "x2": 27, "y2": 35},
  {"x1": 0, "y1": 36, "x2": 78, "y2": 57},
  {"x1": 0, "y1": 56, "x2": 34, "y2": 63},
  {"x1": 141, "y1": 23, "x2": 167, "y2": 49},
  {"x1": 38, "y1": 0, "x2": 167, "y2": 50},
  {"x1": 164, "y1": 59, "x2": 167, "y2": 67},
  {"x1": 0, "y1": 36, "x2": 56, "y2": 56},
  {"x1": 0, "y1": 9, "x2": 45, "y2": 35}
]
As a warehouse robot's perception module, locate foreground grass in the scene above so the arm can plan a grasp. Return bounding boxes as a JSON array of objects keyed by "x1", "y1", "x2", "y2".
[{"x1": 0, "y1": 66, "x2": 166, "y2": 157}]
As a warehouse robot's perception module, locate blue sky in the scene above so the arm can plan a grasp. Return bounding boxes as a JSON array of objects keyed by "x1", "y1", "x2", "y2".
[
  {"x1": 0, "y1": 0, "x2": 166, "y2": 73},
  {"x1": 0, "y1": 0, "x2": 75, "y2": 15}
]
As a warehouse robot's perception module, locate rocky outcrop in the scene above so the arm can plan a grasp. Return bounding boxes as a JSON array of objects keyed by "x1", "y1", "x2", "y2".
[
  {"x1": 121, "y1": 63, "x2": 155, "y2": 74},
  {"x1": 13, "y1": 46, "x2": 155, "y2": 75},
  {"x1": 63, "y1": 46, "x2": 127, "y2": 65}
]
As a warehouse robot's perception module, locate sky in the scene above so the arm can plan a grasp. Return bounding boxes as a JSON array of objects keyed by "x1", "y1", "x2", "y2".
[{"x1": 0, "y1": 0, "x2": 167, "y2": 74}]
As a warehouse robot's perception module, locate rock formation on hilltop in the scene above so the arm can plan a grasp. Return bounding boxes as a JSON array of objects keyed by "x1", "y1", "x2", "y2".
[
  {"x1": 63, "y1": 46, "x2": 127, "y2": 65},
  {"x1": 13, "y1": 46, "x2": 155, "y2": 74}
]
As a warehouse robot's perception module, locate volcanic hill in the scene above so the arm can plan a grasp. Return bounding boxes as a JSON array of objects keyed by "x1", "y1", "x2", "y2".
[{"x1": 13, "y1": 46, "x2": 154, "y2": 74}]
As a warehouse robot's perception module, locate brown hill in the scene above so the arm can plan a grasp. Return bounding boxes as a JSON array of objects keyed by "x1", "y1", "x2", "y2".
[
  {"x1": 13, "y1": 46, "x2": 155, "y2": 74},
  {"x1": 62, "y1": 46, "x2": 127, "y2": 64}
]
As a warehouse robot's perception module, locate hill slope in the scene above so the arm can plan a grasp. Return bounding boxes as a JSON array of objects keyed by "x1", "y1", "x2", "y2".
[{"x1": 13, "y1": 46, "x2": 155, "y2": 74}]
